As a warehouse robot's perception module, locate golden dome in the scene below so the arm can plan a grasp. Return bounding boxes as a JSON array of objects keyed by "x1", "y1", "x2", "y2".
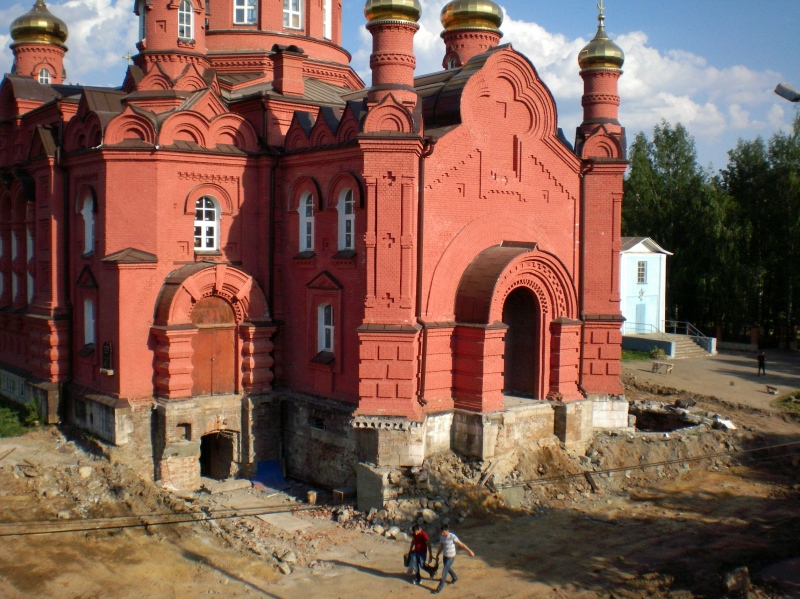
[
  {"x1": 363, "y1": 0, "x2": 421, "y2": 24},
  {"x1": 441, "y1": 0, "x2": 503, "y2": 33},
  {"x1": 10, "y1": 0, "x2": 68, "y2": 47},
  {"x1": 578, "y1": 9, "x2": 623, "y2": 70}
]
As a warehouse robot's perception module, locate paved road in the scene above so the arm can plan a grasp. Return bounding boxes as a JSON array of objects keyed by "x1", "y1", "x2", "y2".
[{"x1": 623, "y1": 349, "x2": 800, "y2": 414}]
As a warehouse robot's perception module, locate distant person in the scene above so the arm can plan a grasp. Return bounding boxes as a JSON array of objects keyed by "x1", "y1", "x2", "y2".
[
  {"x1": 433, "y1": 524, "x2": 475, "y2": 594},
  {"x1": 757, "y1": 351, "x2": 766, "y2": 376},
  {"x1": 406, "y1": 523, "x2": 432, "y2": 585}
]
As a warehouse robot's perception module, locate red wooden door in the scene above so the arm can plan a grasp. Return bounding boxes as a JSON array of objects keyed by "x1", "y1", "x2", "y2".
[{"x1": 191, "y1": 297, "x2": 236, "y2": 396}]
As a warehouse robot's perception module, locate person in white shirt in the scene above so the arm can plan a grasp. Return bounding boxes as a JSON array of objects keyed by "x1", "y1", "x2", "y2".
[{"x1": 433, "y1": 524, "x2": 475, "y2": 594}]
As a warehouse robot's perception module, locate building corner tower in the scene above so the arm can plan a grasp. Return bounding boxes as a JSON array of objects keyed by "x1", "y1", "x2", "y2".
[{"x1": 576, "y1": 2, "x2": 627, "y2": 397}]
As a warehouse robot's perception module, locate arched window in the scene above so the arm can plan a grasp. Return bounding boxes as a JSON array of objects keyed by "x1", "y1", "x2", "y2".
[
  {"x1": 38, "y1": 68, "x2": 51, "y2": 84},
  {"x1": 81, "y1": 194, "x2": 95, "y2": 254},
  {"x1": 178, "y1": 0, "x2": 194, "y2": 39},
  {"x1": 137, "y1": 0, "x2": 146, "y2": 39},
  {"x1": 322, "y1": 0, "x2": 332, "y2": 39},
  {"x1": 194, "y1": 196, "x2": 219, "y2": 251},
  {"x1": 298, "y1": 193, "x2": 314, "y2": 252},
  {"x1": 234, "y1": 0, "x2": 257, "y2": 24},
  {"x1": 283, "y1": 0, "x2": 301, "y2": 29},
  {"x1": 318, "y1": 304, "x2": 333, "y2": 352},
  {"x1": 446, "y1": 56, "x2": 457, "y2": 70},
  {"x1": 84, "y1": 299, "x2": 95, "y2": 345},
  {"x1": 337, "y1": 188, "x2": 354, "y2": 250}
]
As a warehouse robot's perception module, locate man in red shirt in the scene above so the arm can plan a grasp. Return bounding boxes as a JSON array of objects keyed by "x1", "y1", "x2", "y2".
[{"x1": 406, "y1": 523, "x2": 433, "y2": 585}]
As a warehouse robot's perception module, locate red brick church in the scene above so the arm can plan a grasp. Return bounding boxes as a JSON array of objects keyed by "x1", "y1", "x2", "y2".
[{"x1": 0, "y1": 0, "x2": 629, "y2": 493}]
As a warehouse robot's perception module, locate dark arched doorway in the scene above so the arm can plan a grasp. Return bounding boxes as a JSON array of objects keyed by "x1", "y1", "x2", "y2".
[
  {"x1": 502, "y1": 287, "x2": 540, "y2": 397},
  {"x1": 199, "y1": 431, "x2": 236, "y2": 479},
  {"x1": 191, "y1": 296, "x2": 236, "y2": 396}
]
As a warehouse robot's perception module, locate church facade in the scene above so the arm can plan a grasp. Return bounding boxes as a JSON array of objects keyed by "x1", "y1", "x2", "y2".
[{"x1": 0, "y1": 0, "x2": 629, "y2": 493}]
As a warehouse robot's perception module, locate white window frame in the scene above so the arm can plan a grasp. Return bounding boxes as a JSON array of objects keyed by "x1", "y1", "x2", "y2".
[
  {"x1": 84, "y1": 299, "x2": 95, "y2": 346},
  {"x1": 233, "y1": 0, "x2": 257, "y2": 24},
  {"x1": 138, "y1": 0, "x2": 146, "y2": 40},
  {"x1": 12, "y1": 272, "x2": 18, "y2": 301},
  {"x1": 637, "y1": 260, "x2": 647, "y2": 285},
  {"x1": 38, "y1": 68, "x2": 51, "y2": 84},
  {"x1": 298, "y1": 193, "x2": 314, "y2": 252},
  {"x1": 81, "y1": 195, "x2": 95, "y2": 254},
  {"x1": 11, "y1": 232, "x2": 17, "y2": 260},
  {"x1": 322, "y1": 0, "x2": 332, "y2": 39},
  {"x1": 283, "y1": 0, "x2": 302, "y2": 29},
  {"x1": 318, "y1": 303, "x2": 333, "y2": 352},
  {"x1": 337, "y1": 188, "x2": 355, "y2": 250},
  {"x1": 194, "y1": 196, "x2": 220, "y2": 251},
  {"x1": 178, "y1": 0, "x2": 194, "y2": 40}
]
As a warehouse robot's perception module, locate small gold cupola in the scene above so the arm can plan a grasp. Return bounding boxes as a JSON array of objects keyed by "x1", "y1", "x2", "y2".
[
  {"x1": 10, "y1": 0, "x2": 68, "y2": 48},
  {"x1": 363, "y1": 0, "x2": 422, "y2": 24},
  {"x1": 578, "y1": 0, "x2": 624, "y2": 71},
  {"x1": 440, "y1": 0, "x2": 503, "y2": 33}
]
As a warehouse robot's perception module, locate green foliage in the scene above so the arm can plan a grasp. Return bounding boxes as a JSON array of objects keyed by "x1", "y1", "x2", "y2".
[
  {"x1": 623, "y1": 116, "x2": 800, "y2": 341},
  {"x1": 774, "y1": 390, "x2": 800, "y2": 417},
  {"x1": 0, "y1": 400, "x2": 27, "y2": 438},
  {"x1": 649, "y1": 346, "x2": 666, "y2": 359},
  {"x1": 621, "y1": 349, "x2": 651, "y2": 361}
]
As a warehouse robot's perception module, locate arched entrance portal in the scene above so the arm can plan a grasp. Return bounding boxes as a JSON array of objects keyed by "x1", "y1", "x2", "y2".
[
  {"x1": 502, "y1": 287, "x2": 540, "y2": 397},
  {"x1": 190, "y1": 296, "x2": 236, "y2": 396},
  {"x1": 200, "y1": 431, "x2": 236, "y2": 479}
]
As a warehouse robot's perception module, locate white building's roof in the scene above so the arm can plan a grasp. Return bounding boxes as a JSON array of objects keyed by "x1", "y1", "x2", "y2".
[{"x1": 621, "y1": 237, "x2": 673, "y2": 255}]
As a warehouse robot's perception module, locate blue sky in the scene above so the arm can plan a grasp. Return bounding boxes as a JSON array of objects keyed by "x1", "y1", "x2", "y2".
[{"x1": 2, "y1": 0, "x2": 798, "y2": 170}]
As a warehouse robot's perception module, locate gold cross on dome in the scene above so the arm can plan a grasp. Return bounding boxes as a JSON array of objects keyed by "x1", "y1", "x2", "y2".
[{"x1": 122, "y1": 51, "x2": 133, "y2": 65}]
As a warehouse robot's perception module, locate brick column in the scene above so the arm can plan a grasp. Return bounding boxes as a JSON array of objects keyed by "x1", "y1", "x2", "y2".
[
  {"x1": 548, "y1": 317, "x2": 582, "y2": 400},
  {"x1": 152, "y1": 325, "x2": 196, "y2": 398},
  {"x1": 239, "y1": 323, "x2": 275, "y2": 394},
  {"x1": 453, "y1": 323, "x2": 506, "y2": 413}
]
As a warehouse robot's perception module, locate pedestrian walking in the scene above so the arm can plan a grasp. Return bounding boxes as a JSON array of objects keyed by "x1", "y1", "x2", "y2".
[
  {"x1": 432, "y1": 524, "x2": 474, "y2": 594},
  {"x1": 406, "y1": 524, "x2": 432, "y2": 585},
  {"x1": 757, "y1": 351, "x2": 766, "y2": 376}
]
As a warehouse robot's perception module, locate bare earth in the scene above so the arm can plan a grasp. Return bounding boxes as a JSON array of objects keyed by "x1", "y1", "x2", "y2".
[{"x1": 1, "y1": 350, "x2": 798, "y2": 599}]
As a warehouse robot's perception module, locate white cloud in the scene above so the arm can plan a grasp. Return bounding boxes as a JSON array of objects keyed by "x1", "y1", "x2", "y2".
[{"x1": 2, "y1": 0, "x2": 795, "y2": 169}]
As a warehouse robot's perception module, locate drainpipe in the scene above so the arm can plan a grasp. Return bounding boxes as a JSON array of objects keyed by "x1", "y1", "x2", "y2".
[
  {"x1": 415, "y1": 137, "x2": 436, "y2": 406},
  {"x1": 577, "y1": 161, "x2": 593, "y2": 396},
  {"x1": 56, "y1": 104, "x2": 73, "y2": 420}
]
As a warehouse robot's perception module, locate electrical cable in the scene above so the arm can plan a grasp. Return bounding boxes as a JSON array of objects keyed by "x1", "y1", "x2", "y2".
[{"x1": 1, "y1": 440, "x2": 797, "y2": 538}]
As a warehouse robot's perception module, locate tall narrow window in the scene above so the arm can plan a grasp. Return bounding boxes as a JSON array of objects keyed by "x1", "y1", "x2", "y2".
[
  {"x1": 38, "y1": 68, "x2": 51, "y2": 84},
  {"x1": 12, "y1": 273, "x2": 18, "y2": 301},
  {"x1": 138, "y1": 0, "x2": 146, "y2": 39},
  {"x1": 283, "y1": 0, "x2": 301, "y2": 29},
  {"x1": 323, "y1": 0, "x2": 332, "y2": 39},
  {"x1": 194, "y1": 196, "x2": 219, "y2": 251},
  {"x1": 337, "y1": 188, "x2": 354, "y2": 250},
  {"x1": 298, "y1": 193, "x2": 314, "y2": 252},
  {"x1": 26, "y1": 228, "x2": 34, "y2": 304},
  {"x1": 234, "y1": 0, "x2": 256, "y2": 24},
  {"x1": 637, "y1": 261, "x2": 647, "y2": 284},
  {"x1": 84, "y1": 299, "x2": 95, "y2": 345},
  {"x1": 81, "y1": 195, "x2": 94, "y2": 254},
  {"x1": 318, "y1": 304, "x2": 333, "y2": 352},
  {"x1": 178, "y1": 0, "x2": 194, "y2": 39}
]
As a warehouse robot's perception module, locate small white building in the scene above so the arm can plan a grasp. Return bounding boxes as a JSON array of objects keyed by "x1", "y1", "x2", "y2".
[{"x1": 620, "y1": 237, "x2": 672, "y2": 334}]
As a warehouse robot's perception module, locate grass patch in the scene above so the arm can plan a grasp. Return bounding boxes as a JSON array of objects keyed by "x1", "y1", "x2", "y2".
[
  {"x1": 774, "y1": 390, "x2": 800, "y2": 417},
  {"x1": 622, "y1": 349, "x2": 651, "y2": 362},
  {"x1": 0, "y1": 398, "x2": 27, "y2": 438}
]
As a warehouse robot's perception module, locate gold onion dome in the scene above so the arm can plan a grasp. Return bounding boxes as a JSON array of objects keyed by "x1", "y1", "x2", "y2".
[
  {"x1": 441, "y1": 0, "x2": 503, "y2": 33},
  {"x1": 578, "y1": 4, "x2": 623, "y2": 70},
  {"x1": 10, "y1": 0, "x2": 68, "y2": 47},
  {"x1": 364, "y1": 0, "x2": 421, "y2": 23}
]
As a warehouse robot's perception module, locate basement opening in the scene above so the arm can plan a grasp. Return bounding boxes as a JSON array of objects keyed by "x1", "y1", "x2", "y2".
[{"x1": 199, "y1": 430, "x2": 236, "y2": 480}]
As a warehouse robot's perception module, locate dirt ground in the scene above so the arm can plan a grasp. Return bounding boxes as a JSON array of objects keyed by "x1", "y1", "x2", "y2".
[{"x1": 1, "y1": 361, "x2": 799, "y2": 599}]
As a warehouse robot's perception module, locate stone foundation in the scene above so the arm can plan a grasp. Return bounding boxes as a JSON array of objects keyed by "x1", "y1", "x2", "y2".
[{"x1": 592, "y1": 396, "x2": 630, "y2": 429}]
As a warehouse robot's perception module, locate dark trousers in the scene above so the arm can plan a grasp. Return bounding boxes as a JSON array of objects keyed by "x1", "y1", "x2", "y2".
[
  {"x1": 410, "y1": 552, "x2": 426, "y2": 581},
  {"x1": 758, "y1": 363, "x2": 766, "y2": 375}
]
